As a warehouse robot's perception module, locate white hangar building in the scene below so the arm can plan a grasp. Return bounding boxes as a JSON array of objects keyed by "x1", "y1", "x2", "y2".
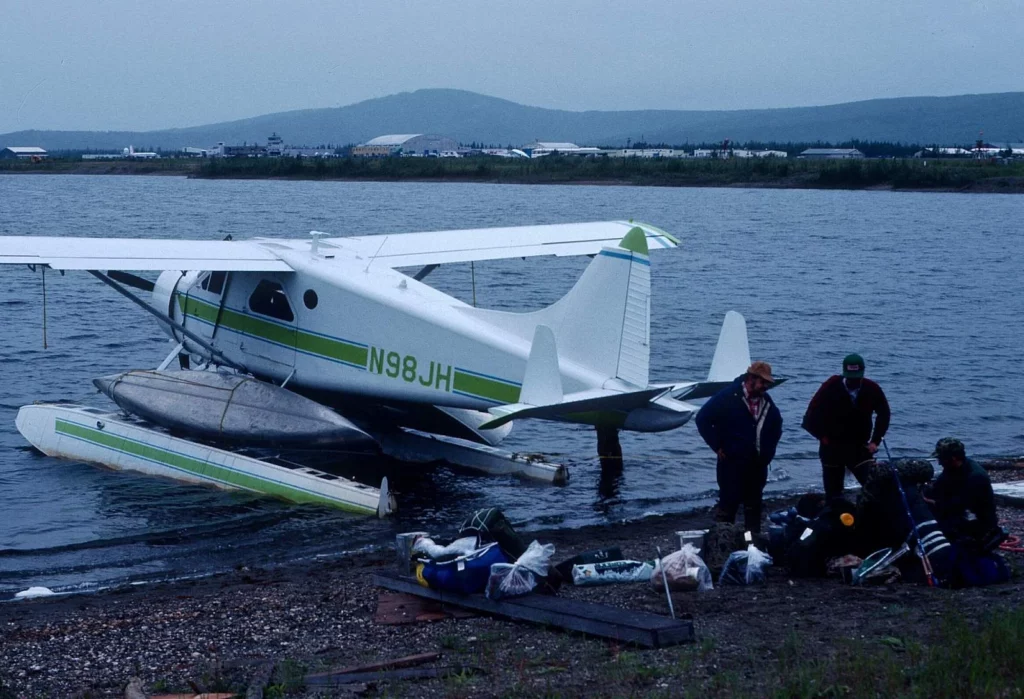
[{"x1": 352, "y1": 134, "x2": 459, "y2": 157}]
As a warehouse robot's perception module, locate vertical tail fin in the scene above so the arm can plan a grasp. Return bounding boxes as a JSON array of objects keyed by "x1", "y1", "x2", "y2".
[
  {"x1": 540, "y1": 226, "x2": 651, "y2": 386},
  {"x1": 707, "y1": 311, "x2": 750, "y2": 381},
  {"x1": 459, "y1": 226, "x2": 659, "y2": 389}
]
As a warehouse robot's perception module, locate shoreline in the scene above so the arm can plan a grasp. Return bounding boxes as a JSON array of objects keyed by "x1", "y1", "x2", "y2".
[
  {"x1": 4, "y1": 160, "x2": 1024, "y2": 194},
  {"x1": 3, "y1": 469, "x2": 1024, "y2": 697}
]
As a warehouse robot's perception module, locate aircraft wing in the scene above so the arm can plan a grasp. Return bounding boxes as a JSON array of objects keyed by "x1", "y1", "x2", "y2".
[
  {"x1": 0, "y1": 220, "x2": 677, "y2": 271},
  {"x1": 309, "y1": 220, "x2": 678, "y2": 267},
  {"x1": 0, "y1": 237, "x2": 293, "y2": 272}
]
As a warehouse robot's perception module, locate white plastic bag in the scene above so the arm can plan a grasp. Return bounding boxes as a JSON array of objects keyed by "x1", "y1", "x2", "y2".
[
  {"x1": 413, "y1": 536, "x2": 479, "y2": 560},
  {"x1": 651, "y1": 543, "x2": 713, "y2": 592},
  {"x1": 486, "y1": 540, "x2": 556, "y2": 600},
  {"x1": 745, "y1": 544, "x2": 772, "y2": 584},
  {"x1": 719, "y1": 544, "x2": 773, "y2": 585}
]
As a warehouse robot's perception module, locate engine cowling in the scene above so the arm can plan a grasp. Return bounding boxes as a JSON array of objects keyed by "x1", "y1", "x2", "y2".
[{"x1": 152, "y1": 271, "x2": 184, "y2": 341}]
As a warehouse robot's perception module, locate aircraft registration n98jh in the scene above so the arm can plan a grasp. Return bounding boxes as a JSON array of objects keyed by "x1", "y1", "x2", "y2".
[{"x1": 1, "y1": 220, "x2": 758, "y2": 507}]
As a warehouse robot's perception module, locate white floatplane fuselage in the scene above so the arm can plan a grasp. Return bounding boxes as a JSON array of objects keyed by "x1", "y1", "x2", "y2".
[{"x1": 1, "y1": 220, "x2": 757, "y2": 510}]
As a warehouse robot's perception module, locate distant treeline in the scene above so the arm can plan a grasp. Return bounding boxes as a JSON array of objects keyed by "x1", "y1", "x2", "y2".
[
  {"x1": 191, "y1": 153, "x2": 1024, "y2": 192},
  {"x1": 3, "y1": 152, "x2": 1022, "y2": 192}
]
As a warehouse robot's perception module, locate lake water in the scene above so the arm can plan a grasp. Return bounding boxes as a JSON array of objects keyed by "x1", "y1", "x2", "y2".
[{"x1": 0, "y1": 174, "x2": 1021, "y2": 596}]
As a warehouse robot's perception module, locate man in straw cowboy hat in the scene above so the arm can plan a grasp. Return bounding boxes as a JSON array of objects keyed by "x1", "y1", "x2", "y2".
[
  {"x1": 802, "y1": 353, "x2": 890, "y2": 500},
  {"x1": 696, "y1": 361, "x2": 783, "y2": 533}
]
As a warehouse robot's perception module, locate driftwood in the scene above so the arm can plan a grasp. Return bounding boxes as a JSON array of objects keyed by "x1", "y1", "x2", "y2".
[{"x1": 305, "y1": 665, "x2": 481, "y2": 687}]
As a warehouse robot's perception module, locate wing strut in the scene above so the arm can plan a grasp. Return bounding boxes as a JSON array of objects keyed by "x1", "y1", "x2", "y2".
[
  {"x1": 87, "y1": 271, "x2": 248, "y2": 373},
  {"x1": 412, "y1": 264, "x2": 439, "y2": 281}
]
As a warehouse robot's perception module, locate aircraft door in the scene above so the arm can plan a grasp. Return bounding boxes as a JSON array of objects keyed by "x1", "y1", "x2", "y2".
[
  {"x1": 239, "y1": 277, "x2": 297, "y2": 373},
  {"x1": 179, "y1": 271, "x2": 235, "y2": 355}
]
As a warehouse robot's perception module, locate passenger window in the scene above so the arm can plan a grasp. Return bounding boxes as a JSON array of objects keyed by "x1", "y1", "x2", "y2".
[{"x1": 248, "y1": 280, "x2": 294, "y2": 321}]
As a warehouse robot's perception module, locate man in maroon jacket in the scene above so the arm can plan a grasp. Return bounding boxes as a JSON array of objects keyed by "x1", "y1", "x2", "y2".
[{"x1": 802, "y1": 353, "x2": 890, "y2": 500}]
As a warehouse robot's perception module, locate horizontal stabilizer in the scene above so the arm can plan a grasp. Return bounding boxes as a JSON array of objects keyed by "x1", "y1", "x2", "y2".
[{"x1": 479, "y1": 386, "x2": 668, "y2": 430}]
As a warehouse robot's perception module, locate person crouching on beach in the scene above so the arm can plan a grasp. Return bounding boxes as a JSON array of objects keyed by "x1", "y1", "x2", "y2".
[{"x1": 696, "y1": 361, "x2": 783, "y2": 533}]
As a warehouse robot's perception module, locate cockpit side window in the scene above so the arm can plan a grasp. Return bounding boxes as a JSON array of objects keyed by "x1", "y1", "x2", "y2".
[
  {"x1": 248, "y1": 280, "x2": 294, "y2": 322},
  {"x1": 199, "y1": 271, "x2": 227, "y2": 295},
  {"x1": 207, "y1": 271, "x2": 226, "y2": 295}
]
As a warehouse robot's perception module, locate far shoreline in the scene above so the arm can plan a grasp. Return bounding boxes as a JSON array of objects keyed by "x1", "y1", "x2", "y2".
[{"x1": 4, "y1": 157, "x2": 1024, "y2": 194}]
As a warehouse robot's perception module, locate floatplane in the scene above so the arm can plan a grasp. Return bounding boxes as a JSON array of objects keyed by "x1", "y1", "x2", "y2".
[{"x1": 1, "y1": 221, "x2": 754, "y2": 516}]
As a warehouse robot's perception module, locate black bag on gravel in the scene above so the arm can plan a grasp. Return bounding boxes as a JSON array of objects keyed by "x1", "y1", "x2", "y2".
[{"x1": 459, "y1": 508, "x2": 529, "y2": 559}]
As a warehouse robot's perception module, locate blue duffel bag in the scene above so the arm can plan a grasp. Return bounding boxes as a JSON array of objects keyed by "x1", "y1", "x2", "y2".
[{"x1": 416, "y1": 542, "x2": 507, "y2": 594}]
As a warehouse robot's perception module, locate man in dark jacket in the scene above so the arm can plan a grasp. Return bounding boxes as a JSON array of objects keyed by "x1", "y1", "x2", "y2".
[
  {"x1": 802, "y1": 353, "x2": 890, "y2": 500},
  {"x1": 696, "y1": 361, "x2": 784, "y2": 533},
  {"x1": 926, "y1": 437, "x2": 999, "y2": 546}
]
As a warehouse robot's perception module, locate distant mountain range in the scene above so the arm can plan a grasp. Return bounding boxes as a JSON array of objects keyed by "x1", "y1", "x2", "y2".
[{"x1": 3, "y1": 89, "x2": 1023, "y2": 151}]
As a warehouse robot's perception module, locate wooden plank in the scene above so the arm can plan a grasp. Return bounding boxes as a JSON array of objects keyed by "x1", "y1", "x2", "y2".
[
  {"x1": 374, "y1": 591, "x2": 477, "y2": 625},
  {"x1": 373, "y1": 572, "x2": 694, "y2": 648},
  {"x1": 306, "y1": 652, "x2": 441, "y2": 680}
]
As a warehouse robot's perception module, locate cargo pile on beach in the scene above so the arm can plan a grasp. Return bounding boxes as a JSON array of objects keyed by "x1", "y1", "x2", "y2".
[{"x1": 2, "y1": 463, "x2": 1023, "y2": 698}]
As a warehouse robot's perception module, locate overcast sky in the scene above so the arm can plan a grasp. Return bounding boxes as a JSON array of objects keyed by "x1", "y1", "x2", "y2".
[{"x1": 1, "y1": 0, "x2": 1021, "y2": 133}]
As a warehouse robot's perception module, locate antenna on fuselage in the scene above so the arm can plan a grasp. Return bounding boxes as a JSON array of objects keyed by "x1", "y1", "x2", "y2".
[
  {"x1": 364, "y1": 235, "x2": 388, "y2": 273},
  {"x1": 309, "y1": 231, "x2": 326, "y2": 257}
]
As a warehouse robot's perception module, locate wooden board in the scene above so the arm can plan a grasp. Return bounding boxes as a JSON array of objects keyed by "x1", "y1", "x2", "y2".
[
  {"x1": 373, "y1": 571, "x2": 694, "y2": 648},
  {"x1": 374, "y1": 591, "x2": 478, "y2": 624}
]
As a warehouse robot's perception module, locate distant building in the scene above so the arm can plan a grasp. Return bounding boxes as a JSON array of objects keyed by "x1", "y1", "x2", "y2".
[
  {"x1": 283, "y1": 147, "x2": 337, "y2": 158},
  {"x1": 799, "y1": 148, "x2": 865, "y2": 159},
  {"x1": 352, "y1": 134, "x2": 460, "y2": 157},
  {"x1": 266, "y1": 132, "x2": 284, "y2": 157},
  {"x1": 475, "y1": 148, "x2": 529, "y2": 158},
  {"x1": 607, "y1": 148, "x2": 689, "y2": 159},
  {"x1": 522, "y1": 142, "x2": 602, "y2": 157},
  {"x1": 733, "y1": 149, "x2": 788, "y2": 159},
  {"x1": 222, "y1": 144, "x2": 263, "y2": 158},
  {"x1": 1, "y1": 146, "x2": 47, "y2": 160}
]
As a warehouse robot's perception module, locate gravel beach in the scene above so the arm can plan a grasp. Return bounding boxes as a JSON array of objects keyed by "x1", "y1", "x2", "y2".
[{"x1": 3, "y1": 468, "x2": 1024, "y2": 698}]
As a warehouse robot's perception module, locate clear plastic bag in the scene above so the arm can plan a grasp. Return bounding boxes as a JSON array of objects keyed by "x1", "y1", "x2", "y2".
[
  {"x1": 413, "y1": 536, "x2": 479, "y2": 560},
  {"x1": 719, "y1": 544, "x2": 773, "y2": 585},
  {"x1": 486, "y1": 540, "x2": 556, "y2": 600},
  {"x1": 651, "y1": 543, "x2": 713, "y2": 592}
]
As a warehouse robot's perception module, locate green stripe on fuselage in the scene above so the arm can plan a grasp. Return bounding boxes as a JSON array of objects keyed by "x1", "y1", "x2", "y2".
[
  {"x1": 453, "y1": 371, "x2": 521, "y2": 404},
  {"x1": 54, "y1": 419, "x2": 374, "y2": 513},
  {"x1": 180, "y1": 295, "x2": 367, "y2": 367},
  {"x1": 179, "y1": 295, "x2": 520, "y2": 404}
]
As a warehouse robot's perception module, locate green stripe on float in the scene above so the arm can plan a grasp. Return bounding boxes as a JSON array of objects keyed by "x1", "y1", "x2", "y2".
[{"x1": 54, "y1": 419, "x2": 374, "y2": 513}]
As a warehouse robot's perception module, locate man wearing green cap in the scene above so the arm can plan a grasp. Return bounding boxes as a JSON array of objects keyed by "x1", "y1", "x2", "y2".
[
  {"x1": 925, "y1": 437, "x2": 999, "y2": 546},
  {"x1": 802, "y1": 353, "x2": 890, "y2": 499}
]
